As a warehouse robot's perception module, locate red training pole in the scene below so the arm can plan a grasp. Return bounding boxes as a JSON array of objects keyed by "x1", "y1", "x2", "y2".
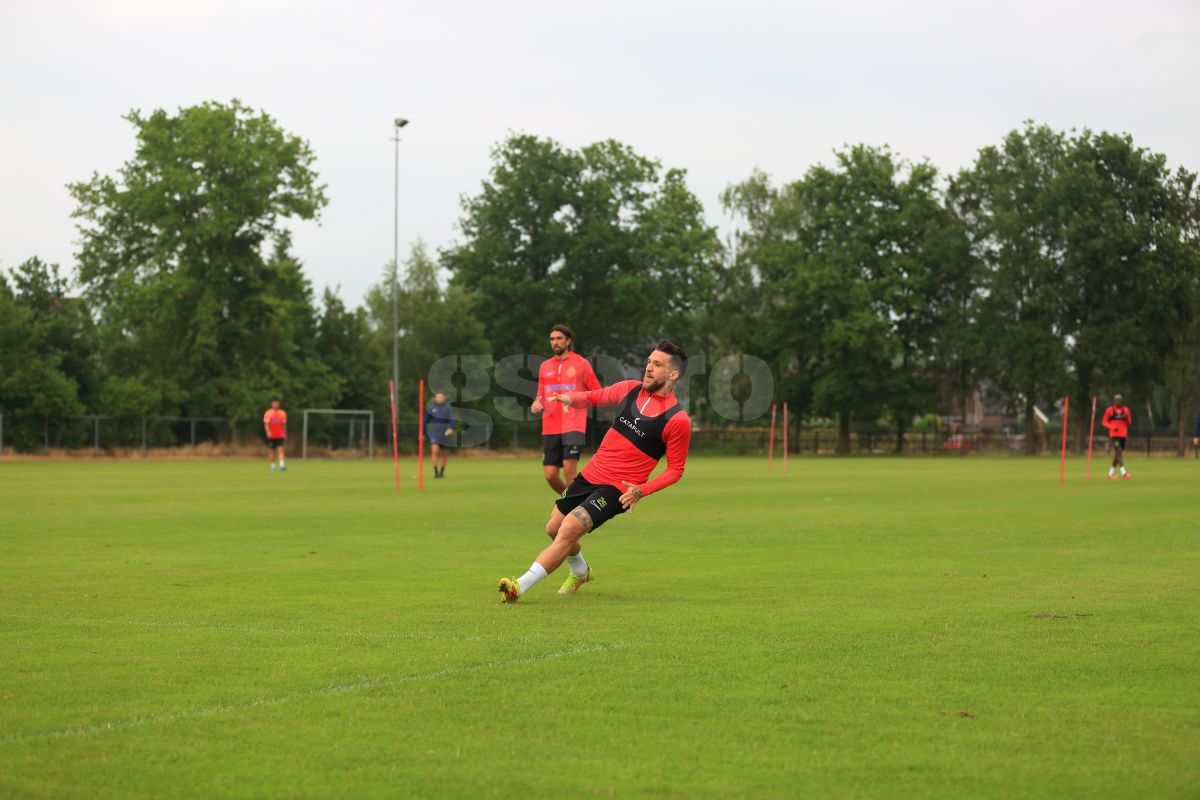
[
  {"x1": 768, "y1": 403, "x2": 777, "y2": 473},
  {"x1": 1059, "y1": 396, "x2": 1070, "y2": 485},
  {"x1": 418, "y1": 379, "x2": 425, "y2": 492},
  {"x1": 1087, "y1": 396, "x2": 1097, "y2": 482},
  {"x1": 783, "y1": 403, "x2": 789, "y2": 473},
  {"x1": 389, "y1": 380, "x2": 400, "y2": 491}
]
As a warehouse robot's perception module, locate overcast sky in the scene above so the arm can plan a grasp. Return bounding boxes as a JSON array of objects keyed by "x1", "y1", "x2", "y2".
[{"x1": 2, "y1": 0, "x2": 1198, "y2": 306}]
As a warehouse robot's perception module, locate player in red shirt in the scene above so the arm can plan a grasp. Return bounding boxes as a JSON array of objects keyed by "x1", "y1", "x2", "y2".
[
  {"x1": 529, "y1": 324, "x2": 601, "y2": 493},
  {"x1": 500, "y1": 340, "x2": 691, "y2": 602},
  {"x1": 1101, "y1": 393, "x2": 1132, "y2": 480},
  {"x1": 262, "y1": 399, "x2": 288, "y2": 473}
]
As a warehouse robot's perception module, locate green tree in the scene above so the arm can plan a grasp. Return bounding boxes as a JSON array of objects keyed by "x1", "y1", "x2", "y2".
[
  {"x1": 69, "y1": 100, "x2": 330, "y2": 420},
  {"x1": 443, "y1": 134, "x2": 721, "y2": 361},
  {"x1": 0, "y1": 269, "x2": 86, "y2": 449},
  {"x1": 1054, "y1": 131, "x2": 1200, "y2": 448},
  {"x1": 317, "y1": 287, "x2": 385, "y2": 412},
  {"x1": 1165, "y1": 179, "x2": 1200, "y2": 455},
  {"x1": 724, "y1": 146, "x2": 963, "y2": 453},
  {"x1": 950, "y1": 124, "x2": 1071, "y2": 454},
  {"x1": 7, "y1": 257, "x2": 101, "y2": 412},
  {"x1": 364, "y1": 240, "x2": 489, "y2": 420},
  {"x1": 719, "y1": 169, "x2": 817, "y2": 432},
  {"x1": 952, "y1": 123, "x2": 1200, "y2": 453}
]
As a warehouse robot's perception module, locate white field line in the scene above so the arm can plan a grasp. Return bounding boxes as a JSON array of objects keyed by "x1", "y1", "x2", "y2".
[
  {"x1": 1, "y1": 643, "x2": 620, "y2": 744},
  {"x1": 0, "y1": 612, "x2": 555, "y2": 643}
]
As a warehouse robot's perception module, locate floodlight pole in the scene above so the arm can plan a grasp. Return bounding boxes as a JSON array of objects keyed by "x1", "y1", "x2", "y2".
[{"x1": 391, "y1": 118, "x2": 408, "y2": 414}]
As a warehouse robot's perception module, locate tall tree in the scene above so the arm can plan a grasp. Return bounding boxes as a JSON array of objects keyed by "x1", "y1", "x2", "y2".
[
  {"x1": 6, "y1": 257, "x2": 101, "y2": 412},
  {"x1": 0, "y1": 267, "x2": 87, "y2": 449},
  {"x1": 69, "y1": 100, "x2": 329, "y2": 419},
  {"x1": 724, "y1": 146, "x2": 961, "y2": 453},
  {"x1": 952, "y1": 123, "x2": 1200, "y2": 452},
  {"x1": 443, "y1": 134, "x2": 721, "y2": 361},
  {"x1": 364, "y1": 240, "x2": 489, "y2": 419},
  {"x1": 1055, "y1": 131, "x2": 1200, "y2": 448},
  {"x1": 950, "y1": 124, "x2": 1070, "y2": 454},
  {"x1": 317, "y1": 287, "x2": 385, "y2": 412}
]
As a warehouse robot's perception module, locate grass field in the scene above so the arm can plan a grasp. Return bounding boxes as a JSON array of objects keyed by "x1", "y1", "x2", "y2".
[{"x1": 1, "y1": 455, "x2": 1198, "y2": 798}]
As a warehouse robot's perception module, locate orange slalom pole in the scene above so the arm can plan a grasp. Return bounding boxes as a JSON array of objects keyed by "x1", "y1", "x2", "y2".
[
  {"x1": 783, "y1": 403, "x2": 789, "y2": 473},
  {"x1": 389, "y1": 380, "x2": 400, "y2": 491},
  {"x1": 768, "y1": 403, "x2": 777, "y2": 473},
  {"x1": 1087, "y1": 396, "x2": 1097, "y2": 482},
  {"x1": 417, "y1": 379, "x2": 425, "y2": 492},
  {"x1": 1059, "y1": 396, "x2": 1070, "y2": 485}
]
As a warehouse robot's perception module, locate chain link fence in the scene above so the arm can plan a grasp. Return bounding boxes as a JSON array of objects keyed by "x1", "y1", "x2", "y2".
[
  {"x1": 687, "y1": 426, "x2": 1200, "y2": 457},
  {"x1": 0, "y1": 414, "x2": 424, "y2": 457},
  {"x1": 0, "y1": 411, "x2": 1195, "y2": 458}
]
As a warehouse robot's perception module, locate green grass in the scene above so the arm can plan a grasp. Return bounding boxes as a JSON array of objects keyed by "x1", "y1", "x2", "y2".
[{"x1": 1, "y1": 455, "x2": 1198, "y2": 798}]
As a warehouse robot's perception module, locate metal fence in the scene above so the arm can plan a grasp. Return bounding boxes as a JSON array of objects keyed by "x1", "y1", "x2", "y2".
[
  {"x1": 0, "y1": 410, "x2": 1195, "y2": 458},
  {"x1": 0, "y1": 413, "x2": 421, "y2": 457},
  {"x1": 686, "y1": 426, "x2": 1200, "y2": 457}
]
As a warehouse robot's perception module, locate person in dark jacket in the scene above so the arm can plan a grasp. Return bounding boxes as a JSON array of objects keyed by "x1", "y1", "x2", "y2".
[{"x1": 425, "y1": 392, "x2": 455, "y2": 479}]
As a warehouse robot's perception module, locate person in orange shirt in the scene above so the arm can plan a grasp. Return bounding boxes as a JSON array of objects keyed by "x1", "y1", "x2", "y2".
[
  {"x1": 530, "y1": 324, "x2": 601, "y2": 493},
  {"x1": 1101, "y1": 393, "x2": 1132, "y2": 480},
  {"x1": 263, "y1": 399, "x2": 288, "y2": 472}
]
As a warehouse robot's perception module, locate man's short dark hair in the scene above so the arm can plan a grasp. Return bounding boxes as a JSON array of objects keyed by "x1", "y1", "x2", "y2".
[
  {"x1": 656, "y1": 339, "x2": 687, "y2": 378},
  {"x1": 550, "y1": 323, "x2": 574, "y2": 351}
]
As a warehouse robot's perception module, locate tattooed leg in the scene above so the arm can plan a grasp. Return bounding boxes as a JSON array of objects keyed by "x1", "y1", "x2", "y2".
[{"x1": 535, "y1": 506, "x2": 593, "y2": 573}]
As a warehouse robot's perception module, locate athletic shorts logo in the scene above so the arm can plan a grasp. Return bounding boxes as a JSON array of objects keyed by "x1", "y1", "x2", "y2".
[{"x1": 592, "y1": 497, "x2": 607, "y2": 510}]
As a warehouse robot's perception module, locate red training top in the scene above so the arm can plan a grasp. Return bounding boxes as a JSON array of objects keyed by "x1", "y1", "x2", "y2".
[
  {"x1": 535, "y1": 352, "x2": 600, "y2": 435},
  {"x1": 1102, "y1": 405, "x2": 1132, "y2": 438},
  {"x1": 263, "y1": 409, "x2": 287, "y2": 439},
  {"x1": 565, "y1": 380, "x2": 691, "y2": 497}
]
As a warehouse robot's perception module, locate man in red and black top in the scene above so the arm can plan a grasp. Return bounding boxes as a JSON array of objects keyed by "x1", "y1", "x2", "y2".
[
  {"x1": 263, "y1": 398, "x2": 288, "y2": 473},
  {"x1": 500, "y1": 340, "x2": 691, "y2": 602},
  {"x1": 1102, "y1": 393, "x2": 1132, "y2": 480},
  {"x1": 529, "y1": 324, "x2": 601, "y2": 493}
]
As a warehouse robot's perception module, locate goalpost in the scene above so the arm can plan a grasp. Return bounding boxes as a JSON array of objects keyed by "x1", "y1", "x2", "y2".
[{"x1": 301, "y1": 409, "x2": 375, "y2": 460}]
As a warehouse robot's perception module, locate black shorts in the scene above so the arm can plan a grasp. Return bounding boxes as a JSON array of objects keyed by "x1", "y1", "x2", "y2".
[
  {"x1": 543, "y1": 432, "x2": 585, "y2": 467},
  {"x1": 555, "y1": 476, "x2": 626, "y2": 531},
  {"x1": 427, "y1": 426, "x2": 453, "y2": 447},
  {"x1": 1111, "y1": 436, "x2": 1126, "y2": 449},
  {"x1": 267, "y1": 437, "x2": 286, "y2": 449}
]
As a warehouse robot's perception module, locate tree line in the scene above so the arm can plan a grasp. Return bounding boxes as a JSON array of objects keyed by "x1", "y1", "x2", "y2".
[{"x1": 2, "y1": 100, "x2": 1198, "y2": 453}]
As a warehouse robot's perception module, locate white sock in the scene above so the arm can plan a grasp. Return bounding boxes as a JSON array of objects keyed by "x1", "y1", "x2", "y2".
[
  {"x1": 1120, "y1": 466, "x2": 1127, "y2": 475},
  {"x1": 566, "y1": 552, "x2": 589, "y2": 577},
  {"x1": 516, "y1": 562, "x2": 548, "y2": 593},
  {"x1": 1109, "y1": 467, "x2": 1115, "y2": 476}
]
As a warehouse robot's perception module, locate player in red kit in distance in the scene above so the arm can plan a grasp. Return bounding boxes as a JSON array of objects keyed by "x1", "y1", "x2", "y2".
[
  {"x1": 263, "y1": 398, "x2": 287, "y2": 473},
  {"x1": 529, "y1": 324, "x2": 600, "y2": 493},
  {"x1": 500, "y1": 340, "x2": 691, "y2": 601},
  {"x1": 1102, "y1": 393, "x2": 1133, "y2": 480}
]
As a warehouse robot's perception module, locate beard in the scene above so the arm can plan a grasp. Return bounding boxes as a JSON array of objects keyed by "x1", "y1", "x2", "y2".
[
  {"x1": 552, "y1": 344, "x2": 566, "y2": 356},
  {"x1": 642, "y1": 375, "x2": 665, "y2": 393}
]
